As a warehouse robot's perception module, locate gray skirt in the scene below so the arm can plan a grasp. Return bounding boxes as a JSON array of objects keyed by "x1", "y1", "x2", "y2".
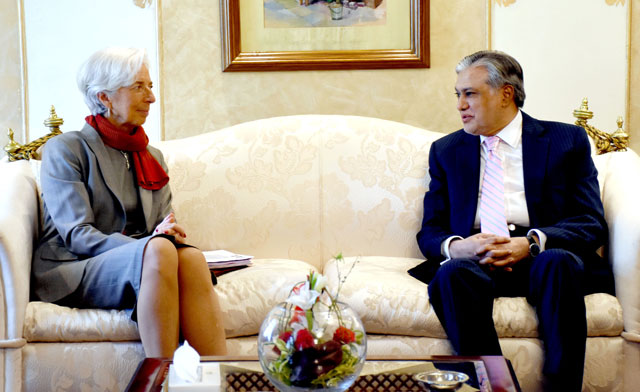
[{"x1": 55, "y1": 234, "x2": 200, "y2": 320}]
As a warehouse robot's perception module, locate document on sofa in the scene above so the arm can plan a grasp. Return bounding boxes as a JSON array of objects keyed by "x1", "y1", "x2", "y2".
[{"x1": 202, "y1": 250, "x2": 253, "y2": 269}]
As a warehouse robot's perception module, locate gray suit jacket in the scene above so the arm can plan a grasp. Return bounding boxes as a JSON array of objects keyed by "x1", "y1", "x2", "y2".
[{"x1": 32, "y1": 123, "x2": 172, "y2": 302}]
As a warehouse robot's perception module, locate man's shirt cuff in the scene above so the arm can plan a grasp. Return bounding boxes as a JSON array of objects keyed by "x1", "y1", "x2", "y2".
[
  {"x1": 527, "y1": 229, "x2": 547, "y2": 251},
  {"x1": 440, "y1": 235, "x2": 463, "y2": 265}
]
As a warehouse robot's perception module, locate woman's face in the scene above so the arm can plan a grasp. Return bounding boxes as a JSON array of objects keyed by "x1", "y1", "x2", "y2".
[{"x1": 103, "y1": 64, "x2": 155, "y2": 132}]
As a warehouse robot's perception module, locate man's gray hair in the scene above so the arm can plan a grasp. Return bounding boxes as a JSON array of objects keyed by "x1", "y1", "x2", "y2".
[
  {"x1": 456, "y1": 50, "x2": 526, "y2": 108},
  {"x1": 77, "y1": 47, "x2": 149, "y2": 115}
]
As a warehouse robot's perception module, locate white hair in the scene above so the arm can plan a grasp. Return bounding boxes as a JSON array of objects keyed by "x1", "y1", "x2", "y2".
[{"x1": 77, "y1": 47, "x2": 149, "y2": 115}]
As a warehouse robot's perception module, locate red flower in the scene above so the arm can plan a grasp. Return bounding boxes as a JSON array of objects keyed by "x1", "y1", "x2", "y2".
[
  {"x1": 290, "y1": 306, "x2": 306, "y2": 325},
  {"x1": 292, "y1": 282, "x2": 305, "y2": 294},
  {"x1": 274, "y1": 331, "x2": 293, "y2": 354},
  {"x1": 333, "y1": 326, "x2": 356, "y2": 344},
  {"x1": 295, "y1": 329, "x2": 315, "y2": 350}
]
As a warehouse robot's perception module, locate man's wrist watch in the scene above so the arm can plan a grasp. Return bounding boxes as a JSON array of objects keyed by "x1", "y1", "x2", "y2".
[{"x1": 527, "y1": 234, "x2": 540, "y2": 258}]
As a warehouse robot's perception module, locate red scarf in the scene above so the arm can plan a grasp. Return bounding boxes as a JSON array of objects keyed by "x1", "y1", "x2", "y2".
[{"x1": 86, "y1": 115, "x2": 169, "y2": 190}]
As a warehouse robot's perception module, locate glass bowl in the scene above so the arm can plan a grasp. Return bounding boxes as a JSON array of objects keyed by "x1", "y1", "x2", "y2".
[
  {"x1": 258, "y1": 301, "x2": 366, "y2": 392},
  {"x1": 414, "y1": 370, "x2": 470, "y2": 391}
]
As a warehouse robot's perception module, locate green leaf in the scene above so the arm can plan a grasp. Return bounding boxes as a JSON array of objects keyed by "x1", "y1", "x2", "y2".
[
  {"x1": 275, "y1": 338, "x2": 290, "y2": 354},
  {"x1": 306, "y1": 308, "x2": 314, "y2": 330},
  {"x1": 310, "y1": 349, "x2": 360, "y2": 387}
]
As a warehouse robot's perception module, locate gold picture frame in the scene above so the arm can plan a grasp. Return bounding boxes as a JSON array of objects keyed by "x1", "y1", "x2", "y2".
[{"x1": 220, "y1": 0, "x2": 430, "y2": 71}]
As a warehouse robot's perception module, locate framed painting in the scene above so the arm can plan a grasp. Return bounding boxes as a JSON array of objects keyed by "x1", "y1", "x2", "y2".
[{"x1": 220, "y1": 0, "x2": 429, "y2": 71}]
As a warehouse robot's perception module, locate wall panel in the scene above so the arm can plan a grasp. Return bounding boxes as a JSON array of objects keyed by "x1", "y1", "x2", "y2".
[
  {"x1": 3, "y1": 1, "x2": 638, "y2": 156},
  {"x1": 22, "y1": 0, "x2": 160, "y2": 141},
  {"x1": 490, "y1": 0, "x2": 629, "y2": 139},
  {"x1": 630, "y1": 0, "x2": 639, "y2": 152},
  {"x1": 0, "y1": 0, "x2": 23, "y2": 152},
  {"x1": 160, "y1": 0, "x2": 486, "y2": 140}
]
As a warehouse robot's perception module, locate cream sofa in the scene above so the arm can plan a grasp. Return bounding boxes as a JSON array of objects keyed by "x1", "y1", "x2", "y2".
[{"x1": 1, "y1": 115, "x2": 639, "y2": 391}]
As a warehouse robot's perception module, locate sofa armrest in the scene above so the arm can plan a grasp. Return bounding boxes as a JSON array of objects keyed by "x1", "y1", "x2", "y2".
[
  {"x1": 599, "y1": 150, "x2": 640, "y2": 342},
  {"x1": 0, "y1": 160, "x2": 40, "y2": 345}
]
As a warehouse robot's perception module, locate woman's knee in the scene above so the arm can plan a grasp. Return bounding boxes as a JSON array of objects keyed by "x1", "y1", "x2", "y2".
[
  {"x1": 177, "y1": 248, "x2": 210, "y2": 277},
  {"x1": 143, "y1": 237, "x2": 179, "y2": 276}
]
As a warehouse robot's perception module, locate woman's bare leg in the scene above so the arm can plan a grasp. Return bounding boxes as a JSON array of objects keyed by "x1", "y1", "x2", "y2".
[
  {"x1": 176, "y1": 247, "x2": 228, "y2": 355},
  {"x1": 137, "y1": 237, "x2": 181, "y2": 357}
]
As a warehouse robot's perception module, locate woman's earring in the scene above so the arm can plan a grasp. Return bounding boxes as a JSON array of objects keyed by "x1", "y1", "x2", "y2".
[{"x1": 106, "y1": 107, "x2": 111, "y2": 117}]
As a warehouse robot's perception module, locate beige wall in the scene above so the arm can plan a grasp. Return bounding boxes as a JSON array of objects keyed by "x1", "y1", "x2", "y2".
[
  {"x1": 160, "y1": 0, "x2": 485, "y2": 140},
  {"x1": 1, "y1": 0, "x2": 639, "y2": 153},
  {"x1": 0, "y1": 0, "x2": 23, "y2": 152},
  {"x1": 631, "y1": 1, "x2": 640, "y2": 153},
  {"x1": 491, "y1": 0, "x2": 629, "y2": 136}
]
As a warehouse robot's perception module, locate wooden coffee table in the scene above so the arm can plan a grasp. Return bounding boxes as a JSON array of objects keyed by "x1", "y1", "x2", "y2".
[{"x1": 126, "y1": 355, "x2": 521, "y2": 391}]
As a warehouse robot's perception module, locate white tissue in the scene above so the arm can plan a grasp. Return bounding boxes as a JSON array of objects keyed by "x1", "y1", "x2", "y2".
[{"x1": 172, "y1": 340, "x2": 201, "y2": 383}]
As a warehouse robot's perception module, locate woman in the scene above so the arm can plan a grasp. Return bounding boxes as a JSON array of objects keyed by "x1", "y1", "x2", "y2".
[{"x1": 31, "y1": 47, "x2": 227, "y2": 357}]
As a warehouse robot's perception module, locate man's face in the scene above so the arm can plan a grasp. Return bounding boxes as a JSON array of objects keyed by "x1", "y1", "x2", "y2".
[{"x1": 455, "y1": 66, "x2": 506, "y2": 136}]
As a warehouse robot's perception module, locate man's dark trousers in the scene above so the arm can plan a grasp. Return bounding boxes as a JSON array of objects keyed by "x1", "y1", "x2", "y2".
[{"x1": 428, "y1": 249, "x2": 586, "y2": 391}]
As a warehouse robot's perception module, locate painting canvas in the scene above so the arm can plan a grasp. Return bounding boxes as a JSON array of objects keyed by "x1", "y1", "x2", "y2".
[
  {"x1": 220, "y1": 0, "x2": 429, "y2": 71},
  {"x1": 264, "y1": 0, "x2": 387, "y2": 28}
]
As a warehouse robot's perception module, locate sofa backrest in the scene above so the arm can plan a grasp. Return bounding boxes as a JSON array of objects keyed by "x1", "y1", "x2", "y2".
[
  {"x1": 155, "y1": 115, "x2": 442, "y2": 270},
  {"x1": 4, "y1": 114, "x2": 622, "y2": 273}
]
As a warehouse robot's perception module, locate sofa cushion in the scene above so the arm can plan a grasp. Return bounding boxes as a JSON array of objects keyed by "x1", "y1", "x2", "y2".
[
  {"x1": 24, "y1": 258, "x2": 316, "y2": 342},
  {"x1": 322, "y1": 256, "x2": 623, "y2": 339},
  {"x1": 24, "y1": 302, "x2": 139, "y2": 342},
  {"x1": 493, "y1": 292, "x2": 623, "y2": 338},
  {"x1": 217, "y1": 258, "x2": 318, "y2": 338},
  {"x1": 322, "y1": 256, "x2": 447, "y2": 338}
]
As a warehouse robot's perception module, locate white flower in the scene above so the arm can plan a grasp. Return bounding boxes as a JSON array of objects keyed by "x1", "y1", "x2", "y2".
[
  {"x1": 289, "y1": 318, "x2": 308, "y2": 332},
  {"x1": 286, "y1": 282, "x2": 320, "y2": 310},
  {"x1": 313, "y1": 274, "x2": 327, "y2": 292}
]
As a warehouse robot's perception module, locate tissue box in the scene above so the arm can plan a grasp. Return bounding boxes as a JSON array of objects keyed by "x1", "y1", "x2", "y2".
[{"x1": 168, "y1": 362, "x2": 221, "y2": 391}]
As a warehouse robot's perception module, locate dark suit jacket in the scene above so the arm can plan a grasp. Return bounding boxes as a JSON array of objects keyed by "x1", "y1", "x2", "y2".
[
  {"x1": 412, "y1": 112, "x2": 613, "y2": 293},
  {"x1": 32, "y1": 123, "x2": 172, "y2": 302}
]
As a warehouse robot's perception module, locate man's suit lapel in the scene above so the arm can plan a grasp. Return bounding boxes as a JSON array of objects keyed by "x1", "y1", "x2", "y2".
[
  {"x1": 521, "y1": 112, "x2": 549, "y2": 227},
  {"x1": 454, "y1": 133, "x2": 481, "y2": 235}
]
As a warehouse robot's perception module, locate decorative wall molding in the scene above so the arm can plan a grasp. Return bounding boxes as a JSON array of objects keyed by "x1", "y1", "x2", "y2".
[
  {"x1": 133, "y1": 0, "x2": 153, "y2": 8},
  {"x1": 605, "y1": 0, "x2": 625, "y2": 6},
  {"x1": 494, "y1": 0, "x2": 516, "y2": 7}
]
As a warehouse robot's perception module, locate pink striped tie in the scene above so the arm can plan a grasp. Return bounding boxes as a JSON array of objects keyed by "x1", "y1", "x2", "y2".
[{"x1": 480, "y1": 136, "x2": 510, "y2": 237}]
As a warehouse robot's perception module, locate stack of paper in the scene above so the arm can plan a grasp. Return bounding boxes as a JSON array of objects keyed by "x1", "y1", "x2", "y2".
[{"x1": 202, "y1": 250, "x2": 253, "y2": 270}]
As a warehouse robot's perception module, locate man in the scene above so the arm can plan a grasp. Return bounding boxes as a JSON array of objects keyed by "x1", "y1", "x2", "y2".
[{"x1": 409, "y1": 50, "x2": 614, "y2": 391}]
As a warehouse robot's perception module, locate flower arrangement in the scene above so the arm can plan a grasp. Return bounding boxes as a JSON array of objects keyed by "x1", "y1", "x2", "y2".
[{"x1": 258, "y1": 254, "x2": 366, "y2": 391}]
